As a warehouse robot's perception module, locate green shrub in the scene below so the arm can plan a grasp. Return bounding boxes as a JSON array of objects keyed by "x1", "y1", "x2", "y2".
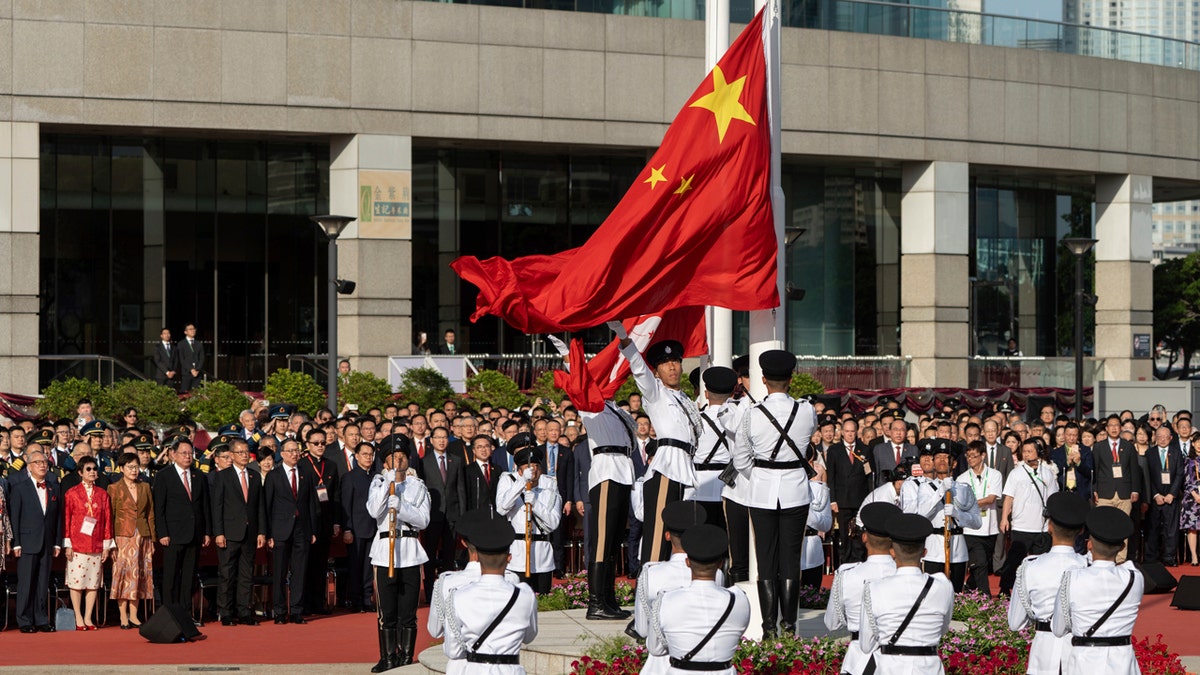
[
  {"x1": 100, "y1": 380, "x2": 181, "y2": 426},
  {"x1": 38, "y1": 378, "x2": 109, "y2": 421},
  {"x1": 613, "y1": 377, "x2": 640, "y2": 404},
  {"x1": 398, "y1": 367, "x2": 454, "y2": 412},
  {"x1": 185, "y1": 380, "x2": 252, "y2": 430},
  {"x1": 529, "y1": 370, "x2": 566, "y2": 407},
  {"x1": 264, "y1": 369, "x2": 326, "y2": 417},
  {"x1": 339, "y1": 370, "x2": 395, "y2": 411},
  {"x1": 465, "y1": 369, "x2": 526, "y2": 410},
  {"x1": 789, "y1": 371, "x2": 826, "y2": 398}
]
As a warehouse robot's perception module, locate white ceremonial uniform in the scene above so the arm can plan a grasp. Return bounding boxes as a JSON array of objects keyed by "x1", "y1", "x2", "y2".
[
  {"x1": 802, "y1": 480, "x2": 833, "y2": 573},
  {"x1": 901, "y1": 477, "x2": 982, "y2": 565},
  {"x1": 859, "y1": 568, "x2": 954, "y2": 675},
  {"x1": 432, "y1": 564, "x2": 522, "y2": 675},
  {"x1": 957, "y1": 466, "x2": 1002, "y2": 536},
  {"x1": 731, "y1": 392, "x2": 816, "y2": 509},
  {"x1": 824, "y1": 555, "x2": 898, "y2": 675},
  {"x1": 856, "y1": 483, "x2": 901, "y2": 528},
  {"x1": 685, "y1": 403, "x2": 734, "y2": 503},
  {"x1": 634, "y1": 553, "x2": 725, "y2": 675},
  {"x1": 496, "y1": 473, "x2": 563, "y2": 575},
  {"x1": 445, "y1": 575, "x2": 538, "y2": 675},
  {"x1": 366, "y1": 470, "x2": 431, "y2": 568},
  {"x1": 719, "y1": 397, "x2": 754, "y2": 506},
  {"x1": 621, "y1": 342, "x2": 700, "y2": 487},
  {"x1": 1008, "y1": 546, "x2": 1088, "y2": 675},
  {"x1": 632, "y1": 475, "x2": 647, "y2": 521},
  {"x1": 581, "y1": 403, "x2": 637, "y2": 490},
  {"x1": 1052, "y1": 561, "x2": 1144, "y2": 675},
  {"x1": 647, "y1": 581, "x2": 751, "y2": 675},
  {"x1": 1004, "y1": 463, "x2": 1059, "y2": 534}
]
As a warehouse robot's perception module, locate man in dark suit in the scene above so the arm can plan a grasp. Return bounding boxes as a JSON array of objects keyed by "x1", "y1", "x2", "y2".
[
  {"x1": 446, "y1": 414, "x2": 477, "y2": 466},
  {"x1": 1146, "y1": 425, "x2": 1185, "y2": 566},
  {"x1": 10, "y1": 450, "x2": 63, "y2": 632},
  {"x1": 1094, "y1": 414, "x2": 1142, "y2": 563},
  {"x1": 980, "y1": 419, "x2": 1015, "y2": 570},
  {"x1": 264, "y1": 438, "x2": 320, "y2": 624},
  {"x1": 627, "y1": 414, "x2": 652, "y2": 578},
  {"x1": 417, "y1": 426, "x2": 464, "y2": 601},
  {"x1": 151, "y1": 327, "x2": 177, "y2": 387},
  {"x1": 539, "y1": 419, "x2": 574, "y2": 578},
  {"x1": 153, "y1": 439, "x2": 210, "y2": 616},
  {"x1": 299, "y1": 428, "x2": 340, "y2": 614},
  {"x1": 1050, "y1": 422, "x2": 1094, "y2": 497},
  {"x1": 870, "y1": 416, "x2": 917, "y2": 486},
  {"x1": 464, "y1": 435, "x2": 501, "y2": 511},
  {"x1": 434, "y1": 328, "x2": 460, "y2": 355},
  {"x1": 826, "y1": 418, "x2": 873, "y2": 564},
  {"x1": 573, "y1": 431, "x2": 592, "y2": 573},
  {"x1": 211, "y1": 438, "x2": 266, "y2": 625},
  {"x1": 340, "y1": 440, "x2": 380, "y2": 612},
  {"x1": 177, "y1": 323, "x2": 206, "y2": 392}
]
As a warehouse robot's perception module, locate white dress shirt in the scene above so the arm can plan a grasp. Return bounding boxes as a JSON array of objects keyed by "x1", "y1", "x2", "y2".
[
  {"x1": 580, "y1": 404, "x2": 636, "y2": 490},
  {"x1": 648, "y1": 580, "x2": 750, "y2": 675},
  {"x1": 445, "y1": 575, "x2": 537, "y2": 673},
  {"x1": 430, "y1": 562, "x2": 521, "y2": 675},
  {"x1": 1004, "y1": 462, "x2": 1059, "y2": 533},
  {"x1": 901, "y1": 477, "x2": 982, "y2": 564},
  {"x1": 635, "y1": 553, "x2": 724, "y2": 675},
  {"x1": 957, "y1": 466, "x2": 1002, "y2": 536},
  {"x1": 731, "y1": 392, "x2": 816, "y2": 510},
  {"x1": 686, "y1": 403, "x2": 734, "y2": 503},
  {"x1": 859, "y1": 567, "x2": 955, "y2": 675},
  {"x1": 1052, "y1": 561, "x2": 1144, "y2": 675}
]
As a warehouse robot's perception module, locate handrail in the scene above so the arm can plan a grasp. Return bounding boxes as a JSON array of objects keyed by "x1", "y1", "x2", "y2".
[{"x1": 38, "y1": 354, "x2": 148, "y2": 386}]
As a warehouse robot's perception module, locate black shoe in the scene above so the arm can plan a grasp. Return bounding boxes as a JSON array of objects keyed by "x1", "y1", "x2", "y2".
[
  {"x1": 363, "y1": 601, "x2": 376, "y2": 612},
  {"x1": 779, "y1": 578, "x2": 799, "y2": 635},
  {"x1": 221, "y1": 618, "x2": 238, "y2": 627},
  {"x1": 289, "y1": 614, "x2": 307, "y2": 624},
  {"x1": 274, "y1": 617, "x2": 289, "y2": 625},
  {"x1": 602, "y1": 562, "x2": 632, "y2": 619},
  {"x1": 36, "y1": 625, "x2": 54, "y2": 633},
  {"x1": 19, "y1": 626, "x2": 35, "y2": 634},
  {"x1": 240, "y1": 616, "x2": 260, "y2": 626},
  {"x1": 757, "y1": 579, "x2": 778, "y2": 638},
  {"x1": 120, "y1": 623, "x2": 133, "y2": 630},
  {"x1": 397, "y1": 627, "x2": 417, "y2": 666}
]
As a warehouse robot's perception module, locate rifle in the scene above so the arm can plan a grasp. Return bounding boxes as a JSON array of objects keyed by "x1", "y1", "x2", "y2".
[
  {"x1": 524, "y1": 477, "x2": 533, "y2": 577},
  {"x1": 943, "y1": 484, "x2": 952, "y2": 577},
  {"x1": 388, "y1": 474, "x2": 398, "y2": 579}
]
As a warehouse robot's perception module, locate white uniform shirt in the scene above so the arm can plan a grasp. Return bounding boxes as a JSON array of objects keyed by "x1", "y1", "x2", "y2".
[
  {"x1": 1003, "y1": 463, "x2": 1059, "y2": 533},
  {"x1": 686, "y1": 403, "x2": 734, "y2": 503},
  {"x1": 824, "y1": 555, "x2": 898, "y2": 675},
  {"x1": 632, "y1": 475, "x2": 647, "y2": 521},
  {"x1": 432, "y1": 564, "x2": 521, "y2": 675},
  {"x1": 496, "y1": 472, "x2": 562, "y2": 575},
  {"x1": 1052, "y1": 561, "x2": 1144, "y2": 675},
  {"x1": 1008, "y1": 546, "x2": 1088, "y2": 675},
  {"x1": 366, "y1": 471, "x2": 431, "y2": 568},
  {"x1": 719, "y1": 397, "x2": 754, "y2": 505},
  {"x1": 731, "y1": 392, "x2": 816, "y2": 509},
  {"x1": 445, "y1": 575, "x2": 538, "y2": 674},
  {"x1": 957, "y1": 466, "x2": 1002, "y2": 536},
  {"x1": 856, "y1": 483, "x2": 901, "y2": 528},
  {"x1": 648, "y1": 581, "x2": 751, "y2": 675},
  {"x1": 620, "y1": 342, "x2": 700, "y2": 487},
  {"x1": 859, "y1": 568, "x2": 955, "y2": 675},
  {"x1": 901, "y1": 477, "x2": 982, "y2": 564},
  {"x1": 635, "y1": 553, "x2": 725, "y2": 675},
  {"x1": 802, "y1": 480, "x2": 833, "y2": 571},
  {"x1": 580, "y1": 403, "x2": 637, "y2": 490}
]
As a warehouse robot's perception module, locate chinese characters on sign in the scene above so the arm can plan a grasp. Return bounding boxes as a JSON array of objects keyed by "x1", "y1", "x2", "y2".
[{"x1": 357, "y1": 170, "x2": 412, "y2": 239}]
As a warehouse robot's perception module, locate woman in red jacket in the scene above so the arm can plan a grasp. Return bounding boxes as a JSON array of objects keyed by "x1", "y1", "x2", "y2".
[{"x1": 63, "y1": 456, "x2": 113, "y2": 630}]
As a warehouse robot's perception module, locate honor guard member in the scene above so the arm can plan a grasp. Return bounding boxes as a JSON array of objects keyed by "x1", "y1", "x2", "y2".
[
  {"x1": 902, "y1": 440, "x2": 981, "y2": 592},
  {"x1": 648, "y1": 524, "x2": 751, "y2": 675},
  {"x1": 612, "y1": 323, "x2": 701, "y2": 564},
  {"x1": 444, "y1": 519, "x2": 538, "y2": 675},
  {"x1": 367, "y1": 442, "x2": 431, "y2": 672},
  {"x1": 857, "y1": 464, "x2": 910, "y2": 523},
  {"x1": 824, "y1": 502, "x2": 902, "y2": 675},
  {"x1": 632, "y1": 501, "x2": 714, "y2": 675},
  {"x1": 1000, "y1": 438, "x2": 1059, "y2": 595},
  {"x1": 730, "y1": 349, "x2": 816, "y2": 637},
  {"x1": 802, "y1": 462, "x2": 834, "y2": 588},
  {"x1": 859, "y1": 513, "x2": 955, "y2": 675},
  {"x1": 577, "y1": 401, "x2": 637, "y2": 620},
  {"x1": 496, "y1": 446, "x2": 562, "y2": 594},
  {"x1": 721, "y1": 355, "x2": 754, "y2": 583},
  {"x1": 429, "y1": 509, "x2": 521, "y2": 675},
  {"x1": 1052, "y1": 506, "x2": 1143, "y2": 675},
  {"x1": 687, "y1": 367, "x2": 738, "y2": 530},
  {"x1": 1007, "y1": 492, "x2": 1089, "y2": 675}
]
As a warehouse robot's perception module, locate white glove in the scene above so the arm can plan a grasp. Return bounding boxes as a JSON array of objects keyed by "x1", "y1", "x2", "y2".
[
  {"x1": 546, "y1": 335, "x2": 570, "y2": 357},
  {"x1": 606, "y1": 321, "x2": 628, "y2": 340},
  {"x1": 523, "y1": 490, "x2": 536, "y2": 505},
  {"x1": 943, "y1": 502, "x2": 954, "y2": 518},
  {"x1": 940, "y1": 477, "x2": 955, "y2": 491},
  {"x1": 522, "y1": 467, "x2": 534, "y2": 482},
  {"x1": 387, "y1": 494, "x2": 401, "y2": 511}
]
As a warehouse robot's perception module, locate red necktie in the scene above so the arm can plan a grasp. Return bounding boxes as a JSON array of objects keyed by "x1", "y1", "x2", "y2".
[
  {"x1": 484, "y1": 463, "x2": 491, "y2": 483},
  {"x1": 240, "y1": 469, "x2": 249, "y2": 502},
  {"x1": 895, "y1": 445, "x2": 902, "y2": 465},
  {"x1": 1112, "y1": 441, "x2": 1119, "y2": 462},
  {"x1": 290, "y1": 468, "x2": 298, "y2": 498},
  {"x1": 848, "y1": 446, "x2": 855, "y2": 463},
  {"x1": 36, "y1": 481, "x2": 46, "y2": 489},
  {"x1": 182, "y1": 470, "x2": 192, "y2": 500}
]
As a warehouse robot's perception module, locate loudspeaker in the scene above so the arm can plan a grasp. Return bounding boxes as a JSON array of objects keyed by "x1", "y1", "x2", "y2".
[
  {"x1": 1171, "y1": 576, "x2": 1200, "y2": 610},
  {"x1": 1136, "y1": 562, "x2": 1178, "y2": 594},
  {"x1": 1025, "y1": 395, "x2": 1056, "y2": 423},
  {"x1": 139, "y1": 604, "x2": 203, "y2": 643}
]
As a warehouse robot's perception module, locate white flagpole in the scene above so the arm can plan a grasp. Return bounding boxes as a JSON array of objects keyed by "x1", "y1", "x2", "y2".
[{"x1": 705, "y1": 0, "x2": 733, "y2": 371}]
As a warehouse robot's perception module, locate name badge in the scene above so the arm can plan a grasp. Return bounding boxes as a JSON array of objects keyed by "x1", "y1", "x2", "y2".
[
  {"x1": 81, "y1": 516, "x2": 98, "y2": 537},
  {"x1": 1161, "y1": 472, "x2": 1171, "y2": 485},
  {"x1": 316, "y1": 486, "x2": 329, "y2": 503},
  {"x1": 1112, "y1": 466, "x2": 1123, "y2": 479},
  {"x1": 862, "y1": 462, "x2": 872, "y2": 476}
]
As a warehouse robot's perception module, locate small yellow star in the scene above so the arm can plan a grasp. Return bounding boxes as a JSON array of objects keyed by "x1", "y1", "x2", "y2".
[
  {"x1": 674, "y1": 174, "x2": 695, "y2": 196},
  {"x1": 689, "y1": 65, "x2": 756, "y2": 143},
  {"x1": 645, "y1": 165, "x2": 668, "y2": 190}
]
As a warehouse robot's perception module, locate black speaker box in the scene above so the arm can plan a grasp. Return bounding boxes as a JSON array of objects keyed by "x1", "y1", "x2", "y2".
[
  {"x1": 139, "y1": 603, "x2": 203, "y2": 643},
  {"x1": 1171, "y1": 576, "x2": 1200, "y2": 610},
  {"x1": 1137, "y1": 562, "x2": 1178, "y2": 594},
  {"x1": 1025, "y1": 394, "x2": 1057, "y2": 423}
]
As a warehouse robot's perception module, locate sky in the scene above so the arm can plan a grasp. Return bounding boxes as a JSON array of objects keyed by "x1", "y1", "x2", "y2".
[{"x1": 982, "y1": 0, "x2": 1063, "y2": 22}]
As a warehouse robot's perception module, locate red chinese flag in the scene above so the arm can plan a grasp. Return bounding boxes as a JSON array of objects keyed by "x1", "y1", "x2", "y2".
[
  {"x1": 451, "y1": 9, "x2": 776, "y2": 333},
  {"x1": 553, "y1": 306, "x2": 707, "y2": 412}
]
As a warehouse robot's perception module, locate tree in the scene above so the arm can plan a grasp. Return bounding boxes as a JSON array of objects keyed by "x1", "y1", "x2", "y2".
[
  {"x1": 1153, "y1": 252, "x2": 1200, "y2": 379},
  {"x1": 464, "y1": 370, "x2": 526, "y2": 410},
  {"x1": 339, "y1": 370, "x2": 395, "y2": 411},
  {"x1": 101, "y1": 380, "x2": 182, "y2": 426},
  {"x1": 38, "y1": 378, "x2": 109, "y2": 421},
  {"x1": 264, "y1": 369, "x2": 326, "y2": 417},
  {"x1": 185, "y1": 380, "x2": 252, "y2": 430},
  {"x1": 398, "y1": 367, "x2": 455, "y2": 412}
]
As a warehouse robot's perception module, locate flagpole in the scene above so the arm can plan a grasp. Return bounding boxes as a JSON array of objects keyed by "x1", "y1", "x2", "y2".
[{"x1": 705, "y1": 0, "x2": 733, "y2": 370}]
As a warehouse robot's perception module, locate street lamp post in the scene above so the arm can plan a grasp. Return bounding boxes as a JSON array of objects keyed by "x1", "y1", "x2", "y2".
[
  {"x1": 1063, "y1": 237, "x2": 1097, "y2": 421},
  {"x1": 311, "y1": 215, "x2": 355, "y2": 413}
]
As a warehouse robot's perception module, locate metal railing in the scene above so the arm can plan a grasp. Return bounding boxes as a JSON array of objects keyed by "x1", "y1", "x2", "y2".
[
  {"x1": 287, "y1": 353, "x2": 332, "y2": 389},
  {"x1": 38, "y1": 354, "x2": 148, "y2": 387},
  {"x1": 968, "y1": 356, "x2": 1105, "y2": 389},
  {"x1": 795, "y1": 355, "x2": 911, "y2": 390},
  {"x1": 463, "y1": 354, "x2": 565, "y2": 390}
]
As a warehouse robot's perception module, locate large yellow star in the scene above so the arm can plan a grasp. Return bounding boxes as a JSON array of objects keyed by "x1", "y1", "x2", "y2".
[
  {"x1": 689, "y1": 65, "x2": 756, "y2": 143},
  {"x1": 674, "y1": 174, "x2": 695, "y2": 196},
  {"x1": 645, "y1": 165, "x2": 668, "y2": 190}
]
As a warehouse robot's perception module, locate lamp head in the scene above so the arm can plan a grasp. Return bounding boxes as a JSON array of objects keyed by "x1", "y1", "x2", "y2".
[
  {"x1": 1062, "y1": 237, "x2": 1097, "y2": 257},
  {"x1": 311, "y1": 215, "x2": 355, "y2": 240}
]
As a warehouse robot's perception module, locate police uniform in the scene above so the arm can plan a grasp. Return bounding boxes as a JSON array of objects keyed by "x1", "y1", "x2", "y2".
[
  {"x1": 496, "y1": 447, "x2": 562, "y2": 594},
  {"x1": 367, "y1": 458, "x2": 431, "y2": 672},
  {"x1": 720, "y1": 366, "x2": 754, "y2": 583},
  {"x1": 1008, "y1": 493, "x2": 1090, "y2": 675},
  {"x1": 444, "y1": 523, "x2": 538, "y2": 675},
  {"x1": 648, "y1": 525, "x2": 750, "y2": 675},
  {"x1": 801, "y1": 477, "x2": 833, "y2": 588},
  {"x1": 30, "y1": 429, "x2": 69, "y2": 482},
  {"x1": 1052, "y1": 507, "x2": 1144, "y2": 675},
  {"x1": 619, "y1": 339, "x2": 701, "y2": 564},
  {"x1": 855, "y1": 466, "x2": 909, "y2": 528},
  {"x1": 901, "y1": 440, "x2": 981, "y2": 592},
  {"x1": 859, "y1": 514, "x2": 955, "y2": 675},
  {"x1": 578, "y1": 402, "x2": 636, "y2": 620},
  {"x1": 685, "y1": 367, "x2": 738, "y2": 530},
  {"x1": 824, "y1": 502, "x2": 901, "y2": 675},
  {"x1": 730, "y1": 350, "x2": 815, "y2": 637}
]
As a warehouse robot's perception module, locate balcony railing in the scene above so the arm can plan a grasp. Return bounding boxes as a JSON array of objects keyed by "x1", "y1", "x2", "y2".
[
  {"x1": 968, "y1": 356, "x2": 1105, "y2": 389},
  {"x1": 796, "y1": 355, "x2": 910, "y2": 390}
]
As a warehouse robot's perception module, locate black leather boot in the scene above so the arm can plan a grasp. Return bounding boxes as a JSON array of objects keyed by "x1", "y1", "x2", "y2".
[
  {"x1": 603, "y1": 561, "x2": 631, "y2": 619},
  {"x1": 779, "y1": 578, "x2": 799, "y2": 635},
  {"x1": 370, "y1": 626, "x2": 392, "y2": 673},
  {"x1": 397, "y1": 627, "x2": 417, "y2": 666},
  {"x1": 586, "y1": 563, "x2": 624, "y2": 620},
  {"x1": 757, "y1": 579, "x2": 778, "y2": 638}
]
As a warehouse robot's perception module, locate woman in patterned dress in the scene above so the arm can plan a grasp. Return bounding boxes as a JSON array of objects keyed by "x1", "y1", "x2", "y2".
[
  {"x1": 0, "y1": 481, "x2": 12, "y2": 565},
  {"x1": 107, "y1": 451, "x2": 156, "y2": 629},
  {"x1": 1181, "y1": 439, "x2": 1200, "y2": 566},
  {"x1": 63, "y1": 456, "x2": 113, "y2": 629}
]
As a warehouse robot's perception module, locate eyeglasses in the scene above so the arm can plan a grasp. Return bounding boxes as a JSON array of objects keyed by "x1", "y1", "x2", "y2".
[
  {"x1": 309, "y1": 440, "x2": 326, "y2": 446},
  {"x1": 281, "y1": 448, "x2": 300, "y2": 454},
  {"x1": 28, "y1": 460, "x2": 47, "y2": 466},
  {"x1": 1150, "y1": 417, "x2": 1163, "y2": 422},
  {"x1": 82, "y1": 467, "x2": 97, "y2": 473}
]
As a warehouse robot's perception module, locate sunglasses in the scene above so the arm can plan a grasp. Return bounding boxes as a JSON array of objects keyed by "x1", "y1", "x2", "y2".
[{"x1": 82, "y1": 467, "x2": 98, "y2": 473}]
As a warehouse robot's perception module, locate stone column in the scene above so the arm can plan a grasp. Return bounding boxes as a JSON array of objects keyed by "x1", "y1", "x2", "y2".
[
  {"x1": 0, "y1": 122, "x2": 40, "y2": 395},
  {"x1": 900, "y1": 161, "x2": 970, "y2": 388},
  {"x1": 1094, "y1": 174, "x2": 1153, "y2": 382},
  {"x1": 329, "y1": 134, "x2": 414, "y2": 378}
]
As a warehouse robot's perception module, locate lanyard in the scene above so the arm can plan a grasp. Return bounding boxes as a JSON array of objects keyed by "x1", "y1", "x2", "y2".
[
  {"x1": 306, "y1": 456, "x2": 326, "y2": 487},
  {"x1": 969, "y1": 467, "x2": 989, "y2": 498}
]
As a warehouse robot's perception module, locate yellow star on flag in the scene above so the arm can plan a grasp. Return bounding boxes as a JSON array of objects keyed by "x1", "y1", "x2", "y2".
[
  {"x1": 674, "y1": 174, "x2": 695, "y2": 196},
  {"x1": 645, "y1": 165, "x2": 668, "y2": 190},
  {"x1": 689, "y1": 65, "x2": 756, "y2": 143}
]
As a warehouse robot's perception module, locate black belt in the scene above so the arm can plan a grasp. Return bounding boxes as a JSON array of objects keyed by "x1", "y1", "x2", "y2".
[
  {"x1": 658, "y1": 438, "x2": 696, "y2": 456},
  {"x1": 754, "y1": 459, "x2": 802, "y2": 469},
  {"x1": 694, "y1": 462, "x2": 728, "y2": 472},
  {"x1": 668, "y1": 657, "x2": 732, "y2": 671},
  {"x1": 879, "y1": 645, "x2": 939, "y2": 656},
  {"x1": 805, "y1": 527, "x2": 819, "y2": 537},
  {"x1": 529, "y1": 534, "x2": 550, "y2": 542},
  {"x1": 1035, "y1": 620, "x2": 1052, "y2": 632},
  {"x1": 1072, "y1": 636, "x2": 1131, "y2": 647},
  {"x1": 937, "y1": 528, "x2": 965, "y2": 536},
  {"x1": 593, "y1": 446, "x2": 629, "y2": 456},
  {"x1": 850, "y1": 631, "x2": 860, "y2": 640},
  {"x1": 378, "y1": 530, "x2": 419, "y2": 539},
  {"x1": 465, "y1": 653, "x2": 520, "y2": 664}
]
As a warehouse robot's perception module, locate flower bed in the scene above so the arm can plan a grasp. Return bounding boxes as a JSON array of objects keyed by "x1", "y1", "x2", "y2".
[
  {"x1": 569, "y1": 589, "x2": 1188, "y2": 675},
  {"x1": 537, "y1": 574, "x2": 636, "y2": 612}
]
